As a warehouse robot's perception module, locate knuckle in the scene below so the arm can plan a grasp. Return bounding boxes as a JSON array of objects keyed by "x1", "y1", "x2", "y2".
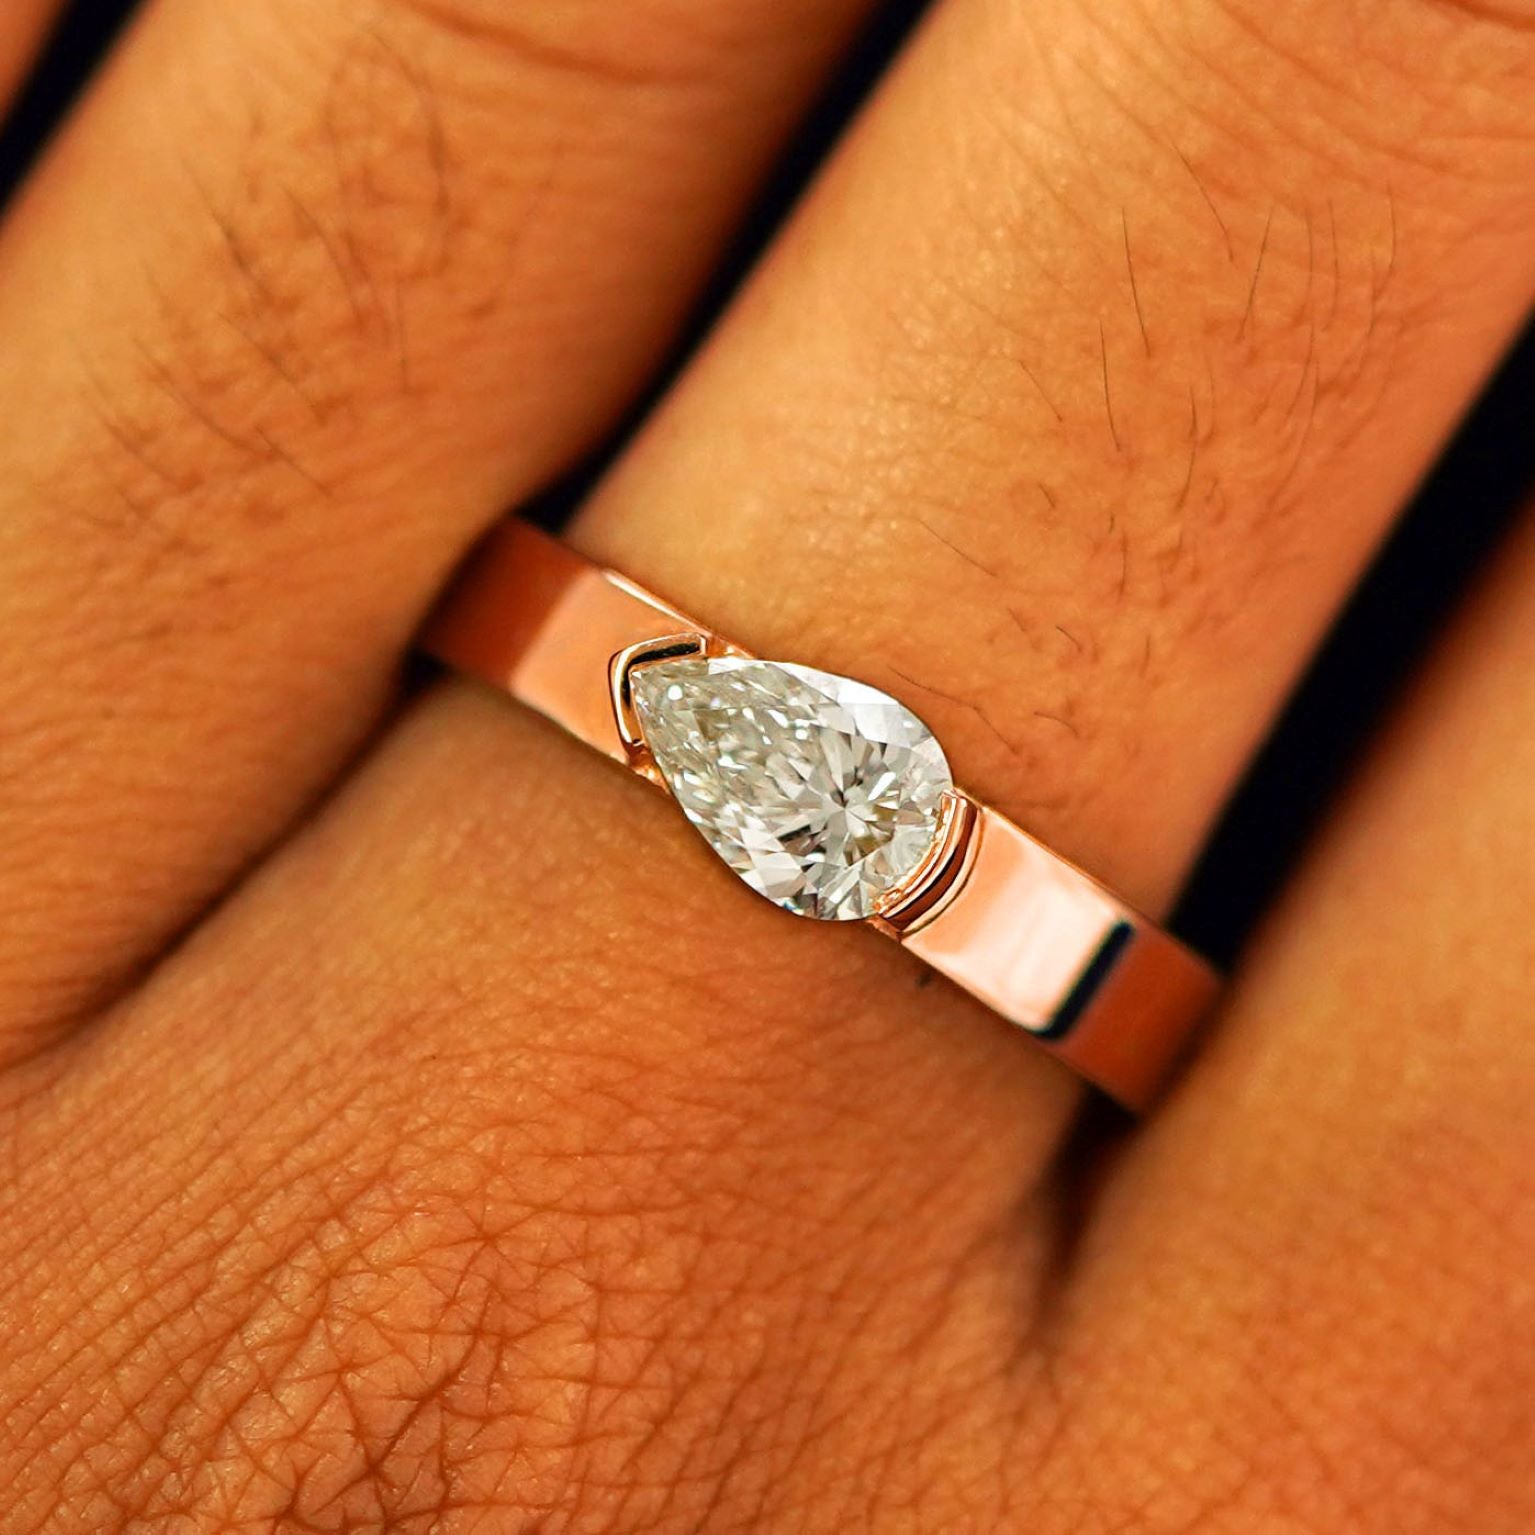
[
  {"x1": 49, "y1": 46, "x2": 465, "y2": 564},
  {"x1": 53, "y1": 0, "x2": 712, "y2": 556},
  {"x1": 4, "y1": 888, "x2": 1035, "y2": 1533},
  {"x1": 7, "y1": 1039, "x2": 833, "y2": 1531},
  {"x1": 16, "y1": 1137, "x2": 671, "y2": 1529},
  {"x1": 41, "y1": 0, "x2": 783, "y2": 588}
]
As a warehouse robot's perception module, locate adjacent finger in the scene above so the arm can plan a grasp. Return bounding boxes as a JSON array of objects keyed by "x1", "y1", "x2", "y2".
[
  {"x1": 1059, "y1": 507, "x2": 1535, "y2": 1530},
  {"x1": 0, "y1": 0, "x2": 875, "y2": 1053},
  {"x1": 574, "y1": 0, "x2": 1535, "y2": 916},
  {"x1": 0, "y1": 0, "x2": 64, "y2": 112}
]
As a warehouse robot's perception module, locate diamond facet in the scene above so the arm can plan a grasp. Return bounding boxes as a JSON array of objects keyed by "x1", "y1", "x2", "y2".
[{"x1": 629, "y1": 656, "x2": 953, "y2": 921}]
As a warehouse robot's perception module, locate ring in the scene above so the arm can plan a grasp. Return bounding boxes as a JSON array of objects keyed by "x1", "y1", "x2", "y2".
[{"x1": 423, "y1": 520, "x2": 1219, "y2": 1110}]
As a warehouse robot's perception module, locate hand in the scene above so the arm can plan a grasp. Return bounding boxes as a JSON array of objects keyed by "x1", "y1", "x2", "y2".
[{"x1": 1, "y1": 1, "x2": 1532, "y2": 1529}]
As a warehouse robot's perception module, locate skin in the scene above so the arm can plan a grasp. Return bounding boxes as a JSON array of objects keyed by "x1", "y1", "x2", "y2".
[
  {"x1": 0, "y1": 0, "x2": 1531, "y2": 1529},
  {"x1": 0, "y1": 0, "x2": 57, "y2": 107}
]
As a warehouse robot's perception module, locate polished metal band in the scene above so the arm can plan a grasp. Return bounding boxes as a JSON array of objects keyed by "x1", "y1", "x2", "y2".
[{"x1": 424, "y1": 520, "x2": 1218, "y2": 1110}]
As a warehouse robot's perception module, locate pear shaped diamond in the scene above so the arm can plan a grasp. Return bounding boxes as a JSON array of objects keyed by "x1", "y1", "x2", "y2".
[{"x1": 630, "y1": 656, "x2": 953, "y2": 921}]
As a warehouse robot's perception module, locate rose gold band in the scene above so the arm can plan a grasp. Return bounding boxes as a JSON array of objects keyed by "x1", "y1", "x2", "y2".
[{"x1": 423, "y1": 519, "x2": 1219, "y2": 1111}]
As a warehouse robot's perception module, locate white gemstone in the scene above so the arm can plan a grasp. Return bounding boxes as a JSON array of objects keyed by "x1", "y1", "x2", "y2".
[{"x1": 630, "y1": 656, "x2": 953, "y2": 921}]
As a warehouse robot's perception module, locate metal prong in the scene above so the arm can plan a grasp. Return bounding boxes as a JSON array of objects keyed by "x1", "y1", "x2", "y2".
[
  {"x1": 609, "y1": 632, "x2": 742, "y2": 782},
  {"x1": 871, "y1": 790, "x2": 982, "y2": 937}
]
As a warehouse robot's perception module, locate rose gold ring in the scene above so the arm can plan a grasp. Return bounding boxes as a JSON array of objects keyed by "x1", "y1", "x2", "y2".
[{"x1": 423, "y1": 519, "x2": 1219, "y2": 1111}]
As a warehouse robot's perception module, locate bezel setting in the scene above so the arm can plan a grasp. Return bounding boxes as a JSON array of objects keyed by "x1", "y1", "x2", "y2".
[
  {"x1": 423, "y1": 518, "x2": 1222, "y2": 1109},
  {"x1": 611, "y1": 635, "x2": 980, "y2": 925}
]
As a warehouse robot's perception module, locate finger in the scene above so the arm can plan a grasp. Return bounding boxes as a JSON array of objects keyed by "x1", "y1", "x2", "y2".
[
  {"x1": 574, "y1": 0, "x2": 1535, "y2": 916},
  {"x1": 238, "y1": 0, "x2": 1532, "y2": 1496},
  {"x1": 1060, "y1": 508, "x2": 1535, "y2": 1530},
  {"x1": 0, "y1": 0, "x2": 64, "y2": 112},
  {"x1": 0, "y1": 0, "x2": 876, "y2": 1051},
  {"x1": 4, "y1": 690, "x2": 1086, "y2": 1531}
]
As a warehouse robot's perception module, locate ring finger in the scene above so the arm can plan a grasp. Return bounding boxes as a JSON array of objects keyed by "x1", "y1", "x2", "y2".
[{"x1": 576, "y1": 0, "x2": 1535, "y2": 914}]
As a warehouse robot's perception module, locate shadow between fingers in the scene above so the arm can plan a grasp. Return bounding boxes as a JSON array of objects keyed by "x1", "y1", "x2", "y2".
[{"x1": 1177, "y1": 317, "x2": 1535, "y2": 967}]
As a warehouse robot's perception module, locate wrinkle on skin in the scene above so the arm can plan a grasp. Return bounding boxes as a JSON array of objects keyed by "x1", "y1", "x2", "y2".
[{"x1": 0, "y1": 695, "x2": 1081, "y2": 1532}]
